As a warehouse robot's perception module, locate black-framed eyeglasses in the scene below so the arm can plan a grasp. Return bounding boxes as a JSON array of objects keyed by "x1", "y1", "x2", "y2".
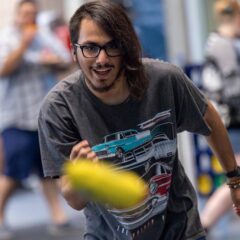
[{"x1": 74, "y1": 42, "x2": 122, "y2": 58}]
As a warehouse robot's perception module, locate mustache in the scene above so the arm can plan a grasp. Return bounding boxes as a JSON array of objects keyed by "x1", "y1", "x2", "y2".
[{"x1": 92, "y1": 63, "x2": 114, "y2": 69}]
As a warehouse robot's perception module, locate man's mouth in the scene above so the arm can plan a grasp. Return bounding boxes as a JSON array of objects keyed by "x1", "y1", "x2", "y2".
[{"x1": 93, "y1": 68, "x2": 112, "y2": 76}]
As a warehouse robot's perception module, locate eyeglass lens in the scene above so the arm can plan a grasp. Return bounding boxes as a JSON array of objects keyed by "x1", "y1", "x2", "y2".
[{"x1": 75, "y1": 43, "x2": 121, "y2": 58}]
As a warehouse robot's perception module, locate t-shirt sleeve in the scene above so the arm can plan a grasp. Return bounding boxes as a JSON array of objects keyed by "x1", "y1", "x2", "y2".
[
  {"x1": 38, "y1": 93, "x2": 80, "y2": 177},
  {"x1": 172, "y1": 66, "x2": 211, "y2": 136}
]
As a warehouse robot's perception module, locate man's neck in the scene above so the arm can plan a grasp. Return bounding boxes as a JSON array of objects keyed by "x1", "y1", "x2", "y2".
[{"x1": 86, "y1": 77, "x2": 130, "y2": 105}]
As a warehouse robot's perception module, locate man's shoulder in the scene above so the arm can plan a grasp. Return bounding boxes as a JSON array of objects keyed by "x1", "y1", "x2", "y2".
[
  {"x1": 142, "y1": 58, "x2": 183, "y2": 78},
  {"x1": 42, "y1": 70, "x2": 83, "y2": 106},
  {"x1": 60, "y1": 69, "x2": 82, "y2": 85}
]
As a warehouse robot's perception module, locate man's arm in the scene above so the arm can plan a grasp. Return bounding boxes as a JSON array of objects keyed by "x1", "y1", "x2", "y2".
[
  {"x1": 59, "y1": 175, "x2": 87, "y2": 210},
  {"x1": 204, "y1": 100, "x2": 240, "y2": 214},
  {"x1": 204, "y1": 100, "x2": 237, "y2": 171},
  {"x1": 0, "y1": 42, "x2": 28, "y2": 77},
  {"x1": 0, "y1": 26, "x2": 36, "y2": 77},
  {"x1": 38, "y1": 28, "x2": 72, "y2": 68},
  {"x1": 59, "y1": 140, "x2": 98, "y2": 211}
]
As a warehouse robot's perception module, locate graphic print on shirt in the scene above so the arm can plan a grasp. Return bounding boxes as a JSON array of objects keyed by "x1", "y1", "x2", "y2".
[{"x1": 92, "y1": 110, "x2": 176, "y2": 230}]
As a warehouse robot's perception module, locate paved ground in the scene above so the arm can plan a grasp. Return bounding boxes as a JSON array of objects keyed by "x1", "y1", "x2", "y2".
[
  {"x1": 199, "y1": 197, "x2": 240, "y2": 240},
  {"x1": 206, "y1": 213, "x2": 240, "y2": 240},
  {"x1": 5, "y1": 179, "x2": 85, "y2": 240},
  {"x1": 10, "y1": 222, "x2": 84, "y2": 240},
  {"x1": 3, "y1": 177, "x2": 240, "y2": 240}
]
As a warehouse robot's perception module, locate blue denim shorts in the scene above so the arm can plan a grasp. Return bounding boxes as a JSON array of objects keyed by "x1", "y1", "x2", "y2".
[{"x1": 1, "y1": 128, "x2": 44, "y2": 181}]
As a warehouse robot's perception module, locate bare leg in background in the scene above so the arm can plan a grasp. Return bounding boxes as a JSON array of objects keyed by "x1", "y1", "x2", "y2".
[
  {"x1": 200, "y1": 154, "x2": 240, "y2": 230},
  {"x1": 41, "y1": 178, "x2": 68, "y2": 225}
]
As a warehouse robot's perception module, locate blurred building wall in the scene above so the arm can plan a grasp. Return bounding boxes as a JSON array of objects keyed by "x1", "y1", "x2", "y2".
[
  {"x1": 38, "y1": 0, "x2": 64, "y2": 15},
  {"x1": 204, "y1": 0, "x2": 216, "y2": 34},
  {"x1": 164, "y1": 0, "x2": 188, "y2": 65},
  {"x1": 132, "y1": 0, "x2": 167, "y2": 60},
  {"x1": 63, "y1": 0, "x2": 84, "y2": 22},
  {"x1": 0, "y1": 0, "x2": 17, "y2": 29},
  {"x1": 184, "y1": 0, "x2": 206, "y2": 63},
  {"x1": 164, "y1": 0, "x2": 216, "y2": 65}
]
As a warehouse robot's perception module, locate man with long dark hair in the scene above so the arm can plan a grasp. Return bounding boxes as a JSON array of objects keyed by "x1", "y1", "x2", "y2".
[{"x1": 38, "y1": 1, "x2": 240, "y2": 239}]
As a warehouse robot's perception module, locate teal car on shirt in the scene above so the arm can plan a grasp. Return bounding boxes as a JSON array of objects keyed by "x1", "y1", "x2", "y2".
[
  {"x1": 92, "y1": 126, "x2": 176, "y2": 169},
  {"x1": 92, "y1": 129, "x2": 152, "y2": 161}
]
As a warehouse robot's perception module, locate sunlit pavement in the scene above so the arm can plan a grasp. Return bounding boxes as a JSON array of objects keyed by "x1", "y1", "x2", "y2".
[
  {"x1": 5, "y1": 176, "x2": 85, "y2": 240},
  {"x1": 198, "y1": 196, "x2": 240, "y2": 240},
  {"x1": 206, "y1": 213, "x2": 239, "y2": 240},
  {"x1": 4, "y1": 177, "x2": 240, "y2": 240}
]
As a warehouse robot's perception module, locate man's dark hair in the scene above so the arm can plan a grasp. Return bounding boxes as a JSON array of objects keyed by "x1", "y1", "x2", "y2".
[{"x1": 69, "y1": 0, "x2": 148, "y2": 100}]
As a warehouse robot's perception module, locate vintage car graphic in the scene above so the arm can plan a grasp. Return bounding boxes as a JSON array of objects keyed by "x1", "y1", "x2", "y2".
[
  {"x1": 109, "y1": 162, "x2": 172, "y2": 230},
  {"x1": 92, "y1": 129, "x2": 152, "y2": 160},
  {"x1": 92, "y1": 126, "x2": 176, "y2": 170},
  {"x1": 138, "y1": 110, "x2": 171, "y2": 130}
]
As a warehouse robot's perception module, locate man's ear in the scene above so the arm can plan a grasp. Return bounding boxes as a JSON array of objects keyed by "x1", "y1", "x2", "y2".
[{"x1": 71, "y1": 44, "x2": 77, "y2": 62}]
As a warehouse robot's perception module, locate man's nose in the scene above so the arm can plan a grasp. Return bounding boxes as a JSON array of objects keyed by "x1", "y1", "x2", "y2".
[{"x1": 96, "y1": 49, "x2": 109, "y2": 64}]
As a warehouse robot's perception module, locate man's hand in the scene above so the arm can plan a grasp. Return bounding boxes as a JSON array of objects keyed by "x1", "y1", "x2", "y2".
[
  {"x1": 22, "y1": 24, "x2": 37, "y2": 47},
  {"x1": 0, "y1": 24, "x2": 37, "y2": 77},
  {"x1": 70, "y1": 140, "x2": 98, "y2": 162},
  {"x1": 39, "y1": 50, "x2": 62, "y2": 66},
  {"x1": 231, "y1": 188, "x2": 240, "y2": 216},
  {"x1": 60, "y1": 175, "x2": 88, "y2": 211},
  {"x1": 59, "y1": 140, "x2": 98, "y2": 211}
]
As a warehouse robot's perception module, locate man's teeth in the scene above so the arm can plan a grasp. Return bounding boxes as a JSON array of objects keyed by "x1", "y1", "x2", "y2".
[
  {"x1": 96, "y1": 69, "x2": 110, "y2": 72},
  {"x1": 94, "y1": 69, "x2": 111, "y2": 75}
]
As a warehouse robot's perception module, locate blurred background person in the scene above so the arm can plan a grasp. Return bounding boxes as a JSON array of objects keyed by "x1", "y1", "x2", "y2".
[
  {"x1": 37, "y1": 10, "x2": 71, "y2": 53},
  {"x1": 0, "y1": 0, "x2": 72, "y2": 239},
  {"x1": 37, "y1": 10, "x2": 76, "y2": 80},
  {"x1": 201, "y1": 0, "x2": 240, "y2": 232}
]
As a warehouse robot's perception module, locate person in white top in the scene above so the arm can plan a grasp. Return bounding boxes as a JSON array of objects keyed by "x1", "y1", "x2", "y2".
[
  {"x1": 0, "y1": 0, "x2": 72, "y2": 238},
  {"x1": 201, "y1": 0, "x2": 240, "y2": 233}
]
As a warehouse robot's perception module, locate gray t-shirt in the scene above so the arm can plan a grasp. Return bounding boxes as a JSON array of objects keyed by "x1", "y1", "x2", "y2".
[{"x1": 38, "y1": 59, "x2": 210, "y2": 240}]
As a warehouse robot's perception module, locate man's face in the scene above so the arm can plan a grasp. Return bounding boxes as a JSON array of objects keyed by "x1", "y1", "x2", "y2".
[
  {"x1": 15, "y1": 2, "x2": 37, "y2": 28},
  {"x1": 74, "y1": 18, "x2": 124, "y2": 94}
]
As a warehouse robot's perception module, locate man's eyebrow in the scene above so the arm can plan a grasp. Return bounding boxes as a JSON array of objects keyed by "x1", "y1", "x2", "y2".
[
  {"x1": 81, "y1": 41, "x2": 98, "y2": 45},
  {"x1": 80, "y1": 40, "x2": 115, "y2": 46}
]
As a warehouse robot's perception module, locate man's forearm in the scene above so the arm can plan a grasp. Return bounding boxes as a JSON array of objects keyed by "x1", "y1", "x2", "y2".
[
  {"x1": 0, "y1": 42, "x2": 28, "y2": 77},
  {"x1": 204, "y1": 100, "x2": 238, "y2": 172},
  {"x1": 60, "y1": 175, "x2": 87, "y2": 211}
]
